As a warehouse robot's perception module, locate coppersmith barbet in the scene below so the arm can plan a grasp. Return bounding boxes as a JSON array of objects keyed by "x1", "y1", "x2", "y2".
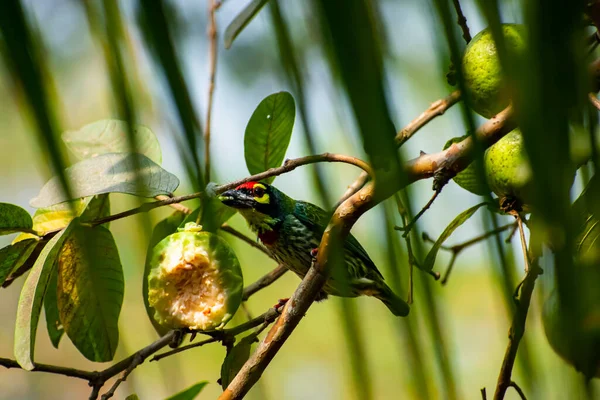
[{"x1": 219, "y1": 181, "x2": 409, "y2": 316}]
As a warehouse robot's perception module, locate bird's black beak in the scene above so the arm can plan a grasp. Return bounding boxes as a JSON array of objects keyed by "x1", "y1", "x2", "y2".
[{"x1": 218, "y1": 189, "x2": 254, "y2": 209}]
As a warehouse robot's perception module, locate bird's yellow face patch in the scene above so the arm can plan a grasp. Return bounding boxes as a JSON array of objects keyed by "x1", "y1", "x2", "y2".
[{"x1": 252, "y1": 183, "x2": 270, "y2": 204}]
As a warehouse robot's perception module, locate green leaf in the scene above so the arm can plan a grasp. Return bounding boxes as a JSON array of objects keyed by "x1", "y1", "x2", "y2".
[
  {"x1": 220, "y1": 334, "x2": 256, "y2": 389},
  {"x1": 125, "y1": 395, "x2": 140, "y2": 400},
  {"x1": 0, "y1": 203, "x2": 33, "y2": 235},
  {"x1": 423, "y1": 202, "x2": 488, "y2": 271},
  {"x1": 0, "y1": 239, "x2": 38, "y2": 286},
  {"x1": 14, "y1": 222, "x2": 75, "y2": 370},
  {"x1": 31, "y1": 153, "x2": 179, "y2": 208},
  {"x1": 57, "y1": 224, "x2": 124, "y2": 362},
  {"x1": 244, "y1": 92, "x2": 295, "y2": 183},
  {"x1": 44, "y1": 262, "x2": 63, "y2": 348},
  {"x1": 62, "y1": 119, "x2": 162, "y2": 164},
  {"x1": 224, "y1": 0, "x2": 270, "y2": 49},
  {"x1": 181, "y1": 199, "x2": 236, "y2": 233},
  {"x1": 143, "y1": 211, "x2": 187, "y2": 337},
  {"x1": 165, "y1": 381, "x2": 208, "y2": 400}
]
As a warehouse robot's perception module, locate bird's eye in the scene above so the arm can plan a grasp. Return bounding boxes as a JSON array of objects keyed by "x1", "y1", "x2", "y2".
[{"x1": 253, "y1": 186, "x2": 265, "y2": 197}]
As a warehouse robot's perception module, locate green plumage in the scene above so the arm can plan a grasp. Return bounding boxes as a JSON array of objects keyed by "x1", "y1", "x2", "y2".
[{"x1": 219, "y1": 183, "x2": 409, "y2": 316}]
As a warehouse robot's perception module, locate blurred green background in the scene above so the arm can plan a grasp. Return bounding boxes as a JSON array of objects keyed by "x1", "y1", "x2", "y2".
[{"x1": 0, "y1": 0, "x2": 599, "y2": 399}]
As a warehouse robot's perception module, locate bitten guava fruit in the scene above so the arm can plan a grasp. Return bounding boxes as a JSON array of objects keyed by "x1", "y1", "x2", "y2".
[
  {"x1": 147, "y1": 222, "x2": 243, "y2": 331},
  {"x1": 443, "y1": 134, "x2": 490, "y2": 195},
  {"x1": 462, "y1": 24, "x2": 526, "y2": 118},
  {"x1": 484, "y1": 129, "x2": 533, "y2": 209},
  {"x1": 542, "y1": 268, "x2": 600, "y2": 379}
]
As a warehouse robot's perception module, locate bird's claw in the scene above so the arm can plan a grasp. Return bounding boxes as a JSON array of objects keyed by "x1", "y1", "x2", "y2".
[{"x1": 310, "y1": 248, "x2": 319, "y2": 260}]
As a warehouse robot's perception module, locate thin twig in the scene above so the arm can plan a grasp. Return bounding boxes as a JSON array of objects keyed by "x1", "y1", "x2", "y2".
[
  {"x1": 508, "y1": 381, "x2": 527, "y2": 400},
  {"x1": 337, "y1": 90, "x2": 462, "y2": 206},
  {"x1": 394, "y1": 194, "x2": 440, "y2": 286},
  {"x1": 0, "y1": 357, "x2": 97, "y2": 381},
  {"x1": 35, "y1": 153, "x2": 372, "y2": 234},
  {"x1": 150, "y1": 337, "x2": 219, "y2": 362},
  {"x1": 204, "y1": 0, "x2": 218, "y2": 182},
  {"x1": 220, "y1": 224, "x2": 270, "y2": 256},
  {"x1": 493, "y1": 213, "x2": 540, "y2": 400},
  {"x1": 422, "y1": 223, "x2": 517, "y2": 285},
  {"x1": 451, "y1": 0, "x2": 472, "y2": 43},
  {"x1": 242, "y1": 265, "x2": 288, "y2": 300},
  {"x1": 481, "y1": 388, "x2": 488, "y2": 400},
  {"x1": 396, "y1": 90, "x2": 462, "y2": 146},
  {"x1": 396, "y1": 189, "x2": 441, "y2": 237}
]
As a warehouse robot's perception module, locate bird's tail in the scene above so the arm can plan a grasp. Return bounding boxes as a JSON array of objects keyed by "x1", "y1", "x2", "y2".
[{"x1": 374, "y1": 283, "x2": 410, "y2": 317}]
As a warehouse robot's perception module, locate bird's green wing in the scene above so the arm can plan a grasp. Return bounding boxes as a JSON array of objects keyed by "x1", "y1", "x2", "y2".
[{"x1": 294, "y1": 201, "x2": 384, "y2": 279}]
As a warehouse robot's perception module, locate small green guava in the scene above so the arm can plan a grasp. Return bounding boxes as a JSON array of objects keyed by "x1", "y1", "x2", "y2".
[
  {"x1": 443, "y1": 134, "x2": 489, "y2": 195},
  {"x1": 484, "y1": 129, "x2": 533, "y2": 209},
  {"x1": 462, "y1": 24, "x2": 526, "y2": 118},
  {"x1": 147, "y1": 222, "x2": 243, "y2": 331}
]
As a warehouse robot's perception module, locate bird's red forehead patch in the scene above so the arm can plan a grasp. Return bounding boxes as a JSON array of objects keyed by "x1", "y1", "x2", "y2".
[{"x1": 236, "y1": 181, "x2": 258, "y2": 190}]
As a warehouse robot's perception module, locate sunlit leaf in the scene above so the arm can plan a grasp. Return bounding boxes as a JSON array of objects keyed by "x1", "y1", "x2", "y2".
[
  {"x1": 0, "y1": 203, "x2": 33, "y2": 235},
  {"x1": 14, "y1": 222, "x2": 75, "y2": 370},
  {"x1": 220, "y1": 334, "x2": 256, "y2": 389},
  {"x1": 62, "y1": 119, "x2": 162, "y2": 164},
  {"x1": 14, "y1": 195, "x2": 110, "y2": 240},
  {"x1": 423, "y1": 202, "x2": 488, "y2": 271},
  {"x1": 0, "y1": 239, "x2": 38, "y2": 286},
  {"x1": 224, "y1": 0, "x2": 270, "y2": 49},
  {"x1": 143, "y1": 211, "x2": 187, "y2": 337},
  {"x1": 31, "y1": 153, "x2": 179, "y2": 208},
  {"x1": 44, "y1": 262, "x2": 63, "y2": 348},
  {"x1": 166, "y1": 381, "x2": 209, "y2": 400},
  {"x1": 244, "y1": 91, "x2": 295, "y2": 183},
  {"x1": 57, "y1": 224, "x2": 123, "y2": 362}
]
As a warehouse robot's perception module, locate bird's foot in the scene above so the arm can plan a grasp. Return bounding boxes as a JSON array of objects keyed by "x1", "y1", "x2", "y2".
[
  {"x1": 310, "y1": 248, "x2": 318, "y2": 261},
  {"x1": 273, "y1": 298, "x2": 289, "y2": 312}
]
